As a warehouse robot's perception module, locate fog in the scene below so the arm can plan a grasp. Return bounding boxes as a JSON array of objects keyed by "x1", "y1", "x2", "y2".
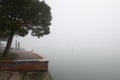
[{"x1": 12, "y1": 0, "x2": 120, "y2": 80}]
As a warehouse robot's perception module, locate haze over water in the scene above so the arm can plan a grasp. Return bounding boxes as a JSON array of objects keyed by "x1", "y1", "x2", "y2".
[{"x1": 12, "y1": 0, "x2": 120, "y2": 80}]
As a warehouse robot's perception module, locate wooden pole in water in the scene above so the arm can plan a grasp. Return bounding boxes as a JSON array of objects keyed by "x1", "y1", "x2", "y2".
[
  {"x1": 0, "y1": 41, "x2": 1, "y2": 49},
  {"x1": 18, "y1": 41, "x2": 20, "y2": 50},
  {"x1": 15, "y1": 40, "x2": 17, "y2": 50}
]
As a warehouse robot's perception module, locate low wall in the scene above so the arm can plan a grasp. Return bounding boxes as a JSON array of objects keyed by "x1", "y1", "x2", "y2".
[{"x1": 0, "y1": 59, "x2": 49, "y2": 72}]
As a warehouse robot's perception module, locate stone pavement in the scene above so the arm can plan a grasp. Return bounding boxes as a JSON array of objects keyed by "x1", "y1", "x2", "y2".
[
  {"x1": 0, "y1": 71, "x2": 52, "y2": 80},
  {"x1": 0, "y1": 72, "x2": 22, "y2": 80},
  {"x1": 11, "y1": 50, "x2": 43, "y2": 59}
]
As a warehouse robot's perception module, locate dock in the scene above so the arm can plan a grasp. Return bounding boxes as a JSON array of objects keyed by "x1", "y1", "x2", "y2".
[{"x1": 0, "y1": 59, "x2": 49, "y2": 72}]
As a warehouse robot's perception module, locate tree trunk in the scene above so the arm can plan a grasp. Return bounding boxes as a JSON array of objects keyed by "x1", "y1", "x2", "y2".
[{"x1": 2, "y1": 31, "x2": 14, "y2": 57}]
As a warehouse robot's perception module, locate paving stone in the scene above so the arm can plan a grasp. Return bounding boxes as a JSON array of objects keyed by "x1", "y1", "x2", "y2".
[
  {"x1": 0, "y1": 72, "x2": 12, "y2": 80},
  {"x1": 9, "y1": 72, "x2": 22, "y2": 80}
]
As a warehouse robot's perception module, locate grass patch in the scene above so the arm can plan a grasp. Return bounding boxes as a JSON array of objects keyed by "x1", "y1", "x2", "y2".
[{"x1": 0, "y1": 50, "x2": 18, "y2": 60}]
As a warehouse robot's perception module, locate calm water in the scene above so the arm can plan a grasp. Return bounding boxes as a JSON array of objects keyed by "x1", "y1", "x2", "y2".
[{"x1": 37, "y1": 48, "x2": 120, "y2": 80}]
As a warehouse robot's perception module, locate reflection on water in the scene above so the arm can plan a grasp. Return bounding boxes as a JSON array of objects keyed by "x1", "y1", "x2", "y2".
[{"x1": 39, "y1": 49, "x2": 120, "y2": 80}]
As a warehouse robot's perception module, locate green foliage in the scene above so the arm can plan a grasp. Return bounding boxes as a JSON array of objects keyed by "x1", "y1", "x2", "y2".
[{"x1": 0, "y1": 0, "x2": 52, "y2": 38}]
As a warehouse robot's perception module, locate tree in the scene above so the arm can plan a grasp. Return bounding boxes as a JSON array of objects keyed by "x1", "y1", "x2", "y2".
[{"x1": 0, "y1": 0, "x2": 52, "y2": 57}]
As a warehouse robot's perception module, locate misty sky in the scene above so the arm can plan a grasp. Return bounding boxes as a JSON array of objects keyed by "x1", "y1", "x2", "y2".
[{"x1": 11, "y1": 0, "x2": 120, "y2": 55}]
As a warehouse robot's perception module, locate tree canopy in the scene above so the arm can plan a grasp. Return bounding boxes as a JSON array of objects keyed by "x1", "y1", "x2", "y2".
[
  {"x1": 0, "y1": 0, "x2": 52, "y2": 37},
  {"x1": 0, "y1": 0, "x2": 52, "y2": 56}
]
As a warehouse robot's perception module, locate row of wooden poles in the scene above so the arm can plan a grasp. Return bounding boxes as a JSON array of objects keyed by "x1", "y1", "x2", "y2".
[{"x1": 0, "y1": 40, "x2": 21, "y2": 50}]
